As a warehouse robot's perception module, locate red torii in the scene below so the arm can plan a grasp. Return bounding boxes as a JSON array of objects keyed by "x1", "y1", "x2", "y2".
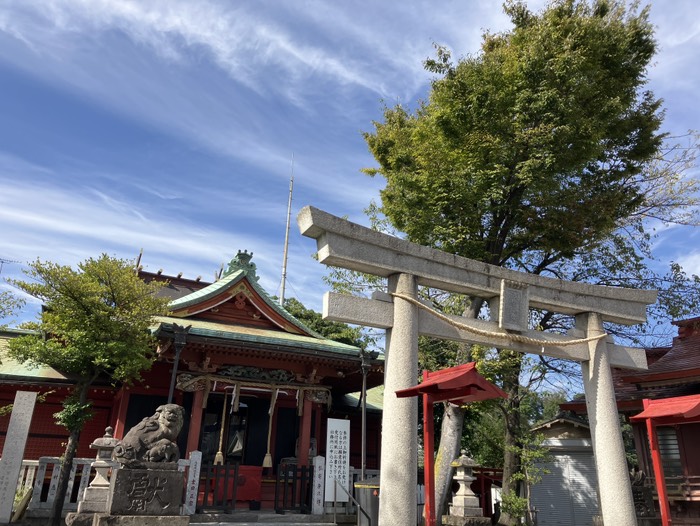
[{"x1": 396, "y1": 362, "x2": 508, "y2": 526}]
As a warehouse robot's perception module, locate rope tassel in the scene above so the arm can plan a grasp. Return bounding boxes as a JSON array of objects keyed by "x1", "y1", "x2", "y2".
[{"x1": 262, "y1": 387, "x2": 279, "y2": 468}]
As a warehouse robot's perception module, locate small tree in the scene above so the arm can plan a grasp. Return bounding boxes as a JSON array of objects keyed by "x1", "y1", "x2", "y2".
[
  {"x1": 8, "y1": 254, "x2": 170, "y2": 526},
  {"x1": 0, "y1": 289, "x2": 24, "y2": 327}
]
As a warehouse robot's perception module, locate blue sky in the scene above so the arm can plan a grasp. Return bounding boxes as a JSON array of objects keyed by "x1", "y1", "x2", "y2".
[{"x1": 0, "y1": 0, "x2": 699, "y2": 339}]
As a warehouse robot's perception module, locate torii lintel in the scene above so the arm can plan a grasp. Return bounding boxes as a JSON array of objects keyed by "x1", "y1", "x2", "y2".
[{"x1": 298, "y1": 206, "x2": 657, "y2": 326}]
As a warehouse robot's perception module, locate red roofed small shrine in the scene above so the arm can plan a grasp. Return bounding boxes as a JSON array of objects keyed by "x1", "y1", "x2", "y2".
[{"x1": 396, "y1": 363, "x2": 507, "y2": 526}]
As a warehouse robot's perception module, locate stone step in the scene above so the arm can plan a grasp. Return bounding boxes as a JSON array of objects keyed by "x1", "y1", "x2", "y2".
[
  {"x1": 190, "y1": 523, "x2": 338, "y2": 526},
  {"x1": 189, "y1": 512, "x2": 356, "y2": 524},
  {"x1": 191, "y1": 523, "x2": 338, "y2": 526}
]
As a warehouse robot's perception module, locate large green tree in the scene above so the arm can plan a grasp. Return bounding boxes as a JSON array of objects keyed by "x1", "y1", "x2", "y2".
[
  {"x1": 362, "y1": 1, "x2": 699, "y2": 523},
  {"x1": 8, "y1": 254, "x2": 170, "y2": 526}
]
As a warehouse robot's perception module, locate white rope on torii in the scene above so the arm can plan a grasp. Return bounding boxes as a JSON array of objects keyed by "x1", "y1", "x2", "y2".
[{"x1": 390, "y1": 292, "x2": 608, "y2": 347}]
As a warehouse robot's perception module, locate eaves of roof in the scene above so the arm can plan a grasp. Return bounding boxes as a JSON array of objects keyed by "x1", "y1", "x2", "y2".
[
  {"x1": 0, "y1": 329, "x2": 72, "y2": 383},
  {"x1": 622, "y1": 336, "x2": 700, "y2": 384},
  {"x1": 531, "y1": 416, "x2": 590, "y2": 432},
  {"x1": 338, "y1": 385, "x2": 385, "y2": 412},
  {"x1": 0, "y1": 349, "x2": 71, "y2": 384},
  {"x1": 168, "y1": 269, "x2": 246, "y2": 311},
  {"x1": 153, "y1": 316, "x2": 362, "y2": 359}
]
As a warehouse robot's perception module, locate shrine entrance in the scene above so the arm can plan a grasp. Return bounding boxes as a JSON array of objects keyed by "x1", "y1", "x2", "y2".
[{"x1": 298, "y1": 206, "x2": 656, "y2": 526}]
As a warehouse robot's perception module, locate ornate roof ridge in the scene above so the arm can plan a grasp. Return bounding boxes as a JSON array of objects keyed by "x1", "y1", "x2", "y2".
[{"x1": 167, "y1": 251, "x2": 355, "y2": 346}]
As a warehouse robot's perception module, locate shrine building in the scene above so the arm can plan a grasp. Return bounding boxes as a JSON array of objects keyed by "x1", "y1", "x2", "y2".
[{"x1": 0, "y1": 250, "x2": 384, "y2": 509}]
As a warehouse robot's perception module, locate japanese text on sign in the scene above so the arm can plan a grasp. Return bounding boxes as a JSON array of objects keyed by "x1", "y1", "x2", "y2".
[{"x1": 324, "y1": 418, "x2": 350, "y2": 502}]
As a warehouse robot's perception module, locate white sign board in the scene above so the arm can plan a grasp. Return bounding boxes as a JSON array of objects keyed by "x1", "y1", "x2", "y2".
[
  {"x1": 0, "y1": 391, "x2": 37, "y2": 523},
  {"x1": 324, "y1": 418, "x2": 350, "y2": 502},
  {"x1": 182, "y1": 450, "x2": 202, "y2": 515}
]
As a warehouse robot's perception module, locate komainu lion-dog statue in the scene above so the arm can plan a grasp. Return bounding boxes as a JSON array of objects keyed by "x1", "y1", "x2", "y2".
[{"x1": 113, "y1": 403, "x2": 185, "y2": 467}]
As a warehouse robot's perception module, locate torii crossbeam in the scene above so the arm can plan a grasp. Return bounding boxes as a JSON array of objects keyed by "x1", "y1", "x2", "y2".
[{"x1": 298, "y1": 206, "x2": 657, "y2": 526}]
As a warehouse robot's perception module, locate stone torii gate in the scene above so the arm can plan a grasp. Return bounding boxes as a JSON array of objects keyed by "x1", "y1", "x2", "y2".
[{"x1": 298, "y1": 206, "x2": 656, "y2": 526}]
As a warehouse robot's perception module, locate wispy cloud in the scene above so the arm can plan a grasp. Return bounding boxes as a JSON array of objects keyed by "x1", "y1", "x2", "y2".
[
  {"x1": 1, "y1": 171, "x2": 276, "y2": 269},
  {"x1": 0, "y1": 1, "x2": 408, "y2": 101}
]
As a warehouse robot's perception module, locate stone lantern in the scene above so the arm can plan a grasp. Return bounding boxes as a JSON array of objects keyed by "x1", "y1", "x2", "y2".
[
  {"x1": 443, "y1": 450, "x2": 490, "y2": 526},
  {"x1": 76, "y1": 426, "x2": 119, "y2": 514}
]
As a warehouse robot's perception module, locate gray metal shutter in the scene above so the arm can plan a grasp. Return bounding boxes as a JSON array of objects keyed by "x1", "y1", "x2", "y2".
[
  {"x1": 532, "y1": 451, "x2": 599, "y2": 526},
  {"x1": 567, "y1": 452, "x2": 599, "y2": 526},
  {"x1": 532, "y1": 457, "x2": 574, "y2": 525}
]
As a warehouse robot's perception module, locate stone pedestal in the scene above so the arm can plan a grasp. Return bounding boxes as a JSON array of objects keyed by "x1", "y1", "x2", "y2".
[
  {"x1": 107, "y1": 465, "x2": 184, "y2": 516},
  {"x1": 442, "y1": 517, "x2": 491, "y2": 526},
  {"x1": 66, "y1": 514, "x2": 191, "y2": 526},
  {"x1": 93, "y1": 514, "x2": 190, "y2": 525}
]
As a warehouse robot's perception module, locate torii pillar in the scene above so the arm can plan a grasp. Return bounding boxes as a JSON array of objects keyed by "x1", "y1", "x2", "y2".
[
  {"x1": 382, "y1": 273, "x2": 419, "y2": 526},
  {"x1": 298, "y1": 206, "x2": 656, "y2": 526}
]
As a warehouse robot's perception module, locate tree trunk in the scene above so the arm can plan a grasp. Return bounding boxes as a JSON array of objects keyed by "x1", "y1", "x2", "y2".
[
  {"x1": 50, "y1": 427, "x2": 81, "y2": 526},
  {"x1": 50, "y1": 383, "x2": 90, "y2": 526},
  {"x1": 433, "y1": 298, "x2": 482, "y2": 525},
  {"x1": 433, "y1": 404, "x2": 465, "y2": 524},
  {"x1": 498, "y1": 351, "x2": 524, "y2": 526}
]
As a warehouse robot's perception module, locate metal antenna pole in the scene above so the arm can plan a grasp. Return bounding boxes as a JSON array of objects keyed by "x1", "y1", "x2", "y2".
[
  {"x1": 360, "y1": 351, "x2": 368, "y2": 481},
  {"x1": 280, "y1": 155, "x2": 294, "y2": 305}
]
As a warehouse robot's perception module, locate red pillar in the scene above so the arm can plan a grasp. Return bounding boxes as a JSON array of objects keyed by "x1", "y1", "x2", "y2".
[
  {"x1": 112, "y1": 389, "x2": 130, "y2": 438},
  {"x1": 423, "y1": 392, "x2": 436, "y2": 526},
  {"x1": 186, "y1": 389, "x2": 205, "y2": 455},
  {"x1": 298, "y1": 395, "x2": 313, "y2": 467},
  {"x1": 314, "y1": 405, "x2": 322, "y2": 451},
  {"x1": 645, "y1": 406, "x2": 672, "y2": 525}
]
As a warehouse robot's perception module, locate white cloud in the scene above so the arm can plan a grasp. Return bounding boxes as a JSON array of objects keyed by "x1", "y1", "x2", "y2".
[
  {"x1": 1, "y1": 0, "x2": 699, "y2": 328},
  {"x1": 0, "y1": 0, "x2": 400, "y2": 100},
  {"x1": 676, "y1": 252, "x2": 700, "y2": 277}
]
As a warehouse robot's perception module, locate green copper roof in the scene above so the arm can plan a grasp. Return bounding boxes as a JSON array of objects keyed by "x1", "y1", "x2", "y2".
[
  {"x1": 167, "y1": 267, "x2": 247, "y2": 311},
  {"x1": 167, "y1": 250, "x2": 257, "y2": 312},
  {"x1": 340, "y1": 385, "x2": 384, "y2": 412},
  {"x1": 168, "y1": 250, "x2": 347, "y2": 342},
  {"x1": 0, "y1": 329, "x2": 71, "y2": 382},
  {"x1": 154, "y1": 315, "x2": 361, "y2": 358}
]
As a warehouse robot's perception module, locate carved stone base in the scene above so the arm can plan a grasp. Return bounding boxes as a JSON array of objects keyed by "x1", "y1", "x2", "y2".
[
  {"x1": 107, "y1": 468, "x2": 184, "y2": 516},
  {"x1": 77, "y1": 485, "x2": 110, "y2": 514},
  {"x1": 67, "y1": 513, "x2": 190, "y2": 526},
  {"x1": 93, "y1": 515, "x2": 190, "y2": 525},
  {"x1": 442, "y1": 516, "x2": 491, "y2": 526},
  {"x1": 448, "y1": 505, "x2": 486, "y2": 517}
]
